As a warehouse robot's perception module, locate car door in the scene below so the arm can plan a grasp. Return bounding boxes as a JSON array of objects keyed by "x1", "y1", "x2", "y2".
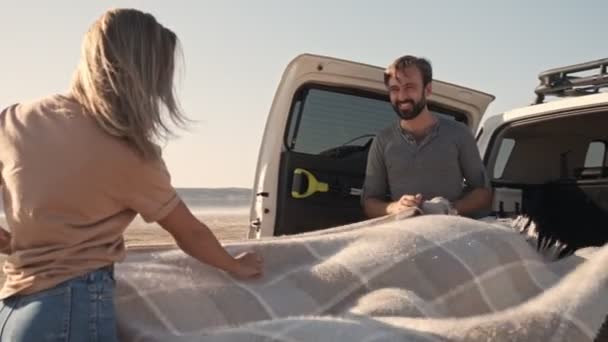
[{"x1": 249, "y1": 54, "x2": 495, "y2": 238}]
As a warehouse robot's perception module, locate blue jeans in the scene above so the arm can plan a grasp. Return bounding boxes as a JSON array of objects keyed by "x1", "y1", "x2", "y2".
[{"x1": 0, "y1": 266, "x2": 118, "y2": 342}]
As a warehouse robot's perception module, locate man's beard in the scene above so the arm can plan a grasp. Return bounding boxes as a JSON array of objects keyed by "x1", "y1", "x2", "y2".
[{"x1": 392, "y1": 95, "x2": 427, "y2": 120}]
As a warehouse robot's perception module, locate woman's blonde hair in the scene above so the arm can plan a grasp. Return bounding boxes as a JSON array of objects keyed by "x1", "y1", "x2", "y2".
[{"x1": 71, "y1": 8, "x2": 187, "y2": 159}]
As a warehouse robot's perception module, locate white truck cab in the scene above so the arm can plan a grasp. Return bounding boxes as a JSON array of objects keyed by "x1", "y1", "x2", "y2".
[{"x1": 478, "y1": 59, "x2": 608, "y2": 246}]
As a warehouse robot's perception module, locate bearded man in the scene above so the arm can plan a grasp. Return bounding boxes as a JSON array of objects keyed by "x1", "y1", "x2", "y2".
[{"x1": 362, "y1": 55, "x2": 492, "y2": 218}]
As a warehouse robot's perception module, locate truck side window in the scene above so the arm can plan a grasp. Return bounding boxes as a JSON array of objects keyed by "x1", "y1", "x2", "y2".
[
  {"x1": 493, "y1": 138, "x2": 516, "y2": 179},
  {"x1": 584, "y1": 140, "x2": 606, "y2": 168}
]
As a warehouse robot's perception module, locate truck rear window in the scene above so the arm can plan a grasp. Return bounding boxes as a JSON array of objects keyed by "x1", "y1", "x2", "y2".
[{"x1": 285, "y1": 85, "x2": 468, "y2": 155}]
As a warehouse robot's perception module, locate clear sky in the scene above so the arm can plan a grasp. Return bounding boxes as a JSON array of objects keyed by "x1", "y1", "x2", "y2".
[{"x1": 1, "y1": 0, "x2": 606, "y2": 188}]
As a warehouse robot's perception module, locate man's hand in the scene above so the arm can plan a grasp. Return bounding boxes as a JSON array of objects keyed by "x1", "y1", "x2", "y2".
[
  {"x1": 364, "y1": 194, "x2": 423, "y2": 218},
  {"x1": 452, "y1": 188, "x2": 492, "y2": 217},
  {"x1": 387, "y1": 194, "x2": 422, "y2": 215}
]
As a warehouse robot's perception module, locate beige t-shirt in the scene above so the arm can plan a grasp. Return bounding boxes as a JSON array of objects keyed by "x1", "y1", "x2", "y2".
[{"x1": 0, "y1": 95, "x2": 180, "y2": 299}]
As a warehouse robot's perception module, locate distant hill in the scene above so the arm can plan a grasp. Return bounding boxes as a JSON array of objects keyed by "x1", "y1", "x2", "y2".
[
  {"x1": 0, "y1": 188, "x2": 253, "y2": 215},
  {"x1": 175, "y1": 188, "x2": 252, "y2": 208}
]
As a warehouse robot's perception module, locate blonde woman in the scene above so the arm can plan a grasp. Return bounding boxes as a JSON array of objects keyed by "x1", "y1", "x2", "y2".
[{"x1": 0, "y1": 8, "x2": 262, "y2": 341}]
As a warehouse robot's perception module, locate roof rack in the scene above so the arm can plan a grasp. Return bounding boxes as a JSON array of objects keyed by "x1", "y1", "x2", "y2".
[{"x1": 534, "y1": 58, "x2": 608, "y2": 104}]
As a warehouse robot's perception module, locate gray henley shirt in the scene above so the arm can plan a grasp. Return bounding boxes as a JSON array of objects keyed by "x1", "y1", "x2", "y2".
[{"x1": 362, "y1": 116, "x2": 490, "y2": 203}]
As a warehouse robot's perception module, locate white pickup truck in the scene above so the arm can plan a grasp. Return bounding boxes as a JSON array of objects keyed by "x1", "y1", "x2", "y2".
[{"x1": 247, "y1": 54, "x2": 608, "y2": 245}]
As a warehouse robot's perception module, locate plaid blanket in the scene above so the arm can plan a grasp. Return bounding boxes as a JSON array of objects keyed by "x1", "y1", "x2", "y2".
[{"x1": 115, "y1": 212, "x2": 608, "y2": 341}]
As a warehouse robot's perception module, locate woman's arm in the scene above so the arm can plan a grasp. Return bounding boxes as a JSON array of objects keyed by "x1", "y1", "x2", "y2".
[
  {"x1": 157, "y1": 201, "x2": 262, "y2": 279},
  {"x1": 0, "y1": 228, "x2": 11, "y2": 255}
]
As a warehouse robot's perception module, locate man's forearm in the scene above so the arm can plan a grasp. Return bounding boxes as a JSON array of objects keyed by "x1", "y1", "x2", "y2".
[
  {"x1": 453, "y1": 188, "x2": 493, "y2": 216},
  {"x1": 363, "y1": 198, "x2": 391, "y2": 218}
]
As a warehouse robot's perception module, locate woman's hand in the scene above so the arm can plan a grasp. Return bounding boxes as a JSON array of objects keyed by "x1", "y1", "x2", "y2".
[
  {"x1": 231, "y1": 251, "x2": 263, "y2": 279},
  {"x1": 159, "y1": 201, "x2": 264, "y2": 280}
]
